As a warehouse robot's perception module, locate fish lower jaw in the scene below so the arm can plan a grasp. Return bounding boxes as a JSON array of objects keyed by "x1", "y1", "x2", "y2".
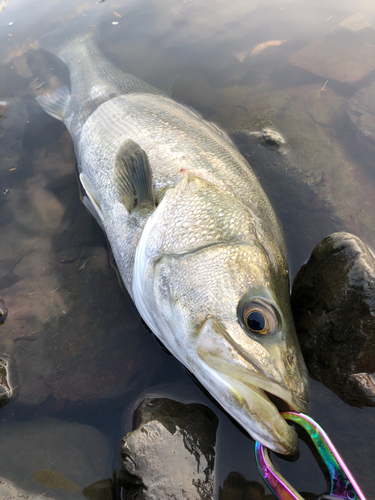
[{"x1": 218, "y1": 375, "x2": 302, "y2": 454}]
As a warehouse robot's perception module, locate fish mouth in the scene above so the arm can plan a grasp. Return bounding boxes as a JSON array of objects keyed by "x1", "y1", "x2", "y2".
[
  {"x1": 265, "y1": 390, "x2": 307, "y2": 413},
  {"x1": 213, "y1": 373, "x2": 304, "y2": 454},
  {"x1": 196, "y1": 318, "x2": 308, "y2": 454},
  {"x1": 217, "y1": 373, "x2": 307, "y2": 454}
]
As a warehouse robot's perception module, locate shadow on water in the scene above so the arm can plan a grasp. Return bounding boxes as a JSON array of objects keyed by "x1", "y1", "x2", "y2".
[{"x1": 0, "y1": 0, "x2": 375, "y2": 498}]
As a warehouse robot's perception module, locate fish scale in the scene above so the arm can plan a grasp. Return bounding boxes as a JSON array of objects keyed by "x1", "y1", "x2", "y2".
[{"x1": 143, "y1": 176, "x2": 256, "y2": 256}]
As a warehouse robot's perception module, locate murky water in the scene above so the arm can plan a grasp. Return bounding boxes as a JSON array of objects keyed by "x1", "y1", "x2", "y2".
[{"x1": 1, "y1": 0, "x2": 375, "y2": 498}]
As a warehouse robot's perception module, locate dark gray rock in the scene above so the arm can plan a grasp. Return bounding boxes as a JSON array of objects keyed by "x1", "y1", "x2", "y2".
[
  {"x1": 347, "y1": 82, "x2": 375, "y2": 168},
  {"x1": 116, "y1": 398, "x2": 218, "y2": 500},
  {"x1": 291, "y1": 232, "x2": 375, "y2": 407}
]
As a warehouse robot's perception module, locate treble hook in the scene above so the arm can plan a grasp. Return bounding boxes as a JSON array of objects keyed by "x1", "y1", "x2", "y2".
[{"x1": 255, "y1": 412, "x2": 367, "y2": 500}]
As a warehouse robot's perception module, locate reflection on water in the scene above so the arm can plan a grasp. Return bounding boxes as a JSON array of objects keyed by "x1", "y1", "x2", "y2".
[{"x1": 0, "y1": 0, "x2": 375, "y2": 498}]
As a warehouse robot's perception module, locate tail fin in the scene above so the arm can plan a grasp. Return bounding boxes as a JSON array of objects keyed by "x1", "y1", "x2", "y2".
[{"x1": 37, "y1": 10, "x2": 100, "y2": 63}]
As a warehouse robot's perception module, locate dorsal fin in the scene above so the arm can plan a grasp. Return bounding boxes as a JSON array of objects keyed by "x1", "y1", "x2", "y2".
[{"x1": 114, "y1": 139, "x2": 155, "y2": 213}]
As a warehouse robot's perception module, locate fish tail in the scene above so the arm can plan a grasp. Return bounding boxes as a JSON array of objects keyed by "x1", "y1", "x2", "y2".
[{"x1": 37, "y1": 10, "x2": 100, "y2": 64}]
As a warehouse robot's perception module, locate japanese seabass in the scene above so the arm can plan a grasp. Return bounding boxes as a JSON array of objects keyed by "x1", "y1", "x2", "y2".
[{"x1": 36, "y1": 15, "x2": 309, "y2": 454}]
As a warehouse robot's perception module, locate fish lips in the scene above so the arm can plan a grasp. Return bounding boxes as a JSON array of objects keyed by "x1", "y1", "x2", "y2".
[{"x1": 195, "y1": 318, "x2": 308, "y2": 454}]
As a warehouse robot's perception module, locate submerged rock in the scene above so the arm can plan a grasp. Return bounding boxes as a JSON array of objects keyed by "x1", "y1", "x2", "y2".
[
  {"x1": 347, "y1": 82, "x2": 375, "y2": 168},
  {"x1": 0, "y1": 477, "x2": 56, "y2": 500},
  {"x1": 82, "y1": 479, "x2": 114, "y2": 500},
  {"x1": 291, "y1": 232, "x2": 375, "y2": 407},
  {"x1": 218, "y1": 471, "x2": 317, "y2": 500},
  {"x1": 222, "y1": 84, "x2": 375, "y2": 272},
  {"x1": 219, "y1": 472, "x2": 266, "y2": 500},
  {"x1": 0, "y1": 416, "x2": 113, "y2": 500},
  {"x1": 116, "y1": 398, "x2": 218, "y2": 499},
  {"x1": 289, "y1": 13, "x2": 375, "y2": 85},
  {"x1": 0, "y1": 98, "x2": 165, "y2": 411},
  {"x1": 246, "y1": 128, "x2": 285, "y2": 147}
]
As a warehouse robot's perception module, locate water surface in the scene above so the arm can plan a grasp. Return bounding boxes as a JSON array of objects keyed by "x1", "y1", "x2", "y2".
[{"x1": 0, "y1": 0, "x2": 375, "y2": 498}]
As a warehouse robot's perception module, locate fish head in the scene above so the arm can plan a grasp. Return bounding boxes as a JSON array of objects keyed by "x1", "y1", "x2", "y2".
[
  {"x1": 135, "y1": 176, "x2": 309, "y2": 454},
  {"x1": 151, "y1": 240, "x2": 309, "y2": 455}
]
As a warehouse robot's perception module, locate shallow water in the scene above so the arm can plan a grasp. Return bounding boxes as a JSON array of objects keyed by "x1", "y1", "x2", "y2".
[{"x1": 0, "y1": 0, "x2": 375, "y2": 498}]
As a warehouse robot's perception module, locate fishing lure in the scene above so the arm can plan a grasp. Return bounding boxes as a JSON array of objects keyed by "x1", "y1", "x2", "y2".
[{"x1": 255, "y1": 412, "x2": 367, "y2": 500}]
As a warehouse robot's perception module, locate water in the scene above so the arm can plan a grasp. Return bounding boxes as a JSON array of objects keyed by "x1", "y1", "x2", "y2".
[{"x1": 0, "y1": 0, "x2": 375, "y2": 498}]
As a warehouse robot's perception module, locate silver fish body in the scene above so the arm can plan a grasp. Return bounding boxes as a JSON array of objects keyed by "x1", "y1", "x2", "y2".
[{"x1": 36, "y1": 15, "x2": 309, "y2": 454}]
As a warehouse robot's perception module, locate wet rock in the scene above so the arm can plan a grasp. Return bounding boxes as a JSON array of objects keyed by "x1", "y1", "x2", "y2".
[
  {"x1": 289, "y1": 13, "x2": 375, "y2": 85},
  {"x1": 0, "y1": 356, "x2": 14, "y2": 408},
  {"x1": 347, "y1": 82, "x2": 375, "y2": 168},
  {"x1": 246, "y1": 127, "x2": 285, "y2": 147},
  {"x1": 116, "y1": 397, "x2": 218, "y2": 499},
  {"x1": 0, "y1": 298, "x2": 7, "y2": 322},
  {"x1": 0, "y1": 416, "x2": 113, "y2": 500},
  {"x1": 291, "y1": 232, "x2": 375, "y2": 407}
]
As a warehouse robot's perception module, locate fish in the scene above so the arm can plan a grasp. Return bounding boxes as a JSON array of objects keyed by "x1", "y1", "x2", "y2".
[{"x1": 35, "y1": 12, "x2": 309, "y2": 455}]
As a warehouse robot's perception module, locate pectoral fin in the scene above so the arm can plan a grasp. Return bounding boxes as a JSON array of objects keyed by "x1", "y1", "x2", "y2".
[
  {"x1": 114, "y1": 139, "x2": 155, "y2": 213},
  {"x1": 35, "y1": 85, "x2": 70, "y2": 121}
]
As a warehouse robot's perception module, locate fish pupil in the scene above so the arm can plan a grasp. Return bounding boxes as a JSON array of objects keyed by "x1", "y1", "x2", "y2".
[{"x1": 247, "y1": 311, "x2": 265, "y2": 331}]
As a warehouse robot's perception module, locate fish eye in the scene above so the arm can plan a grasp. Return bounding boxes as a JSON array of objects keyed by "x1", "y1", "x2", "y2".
[
  {"x1": 246, "y1": 310, "x2": 266, "y2": 332},
  {"x1": 240, "y1": 300, "x2": 278, "y2": 335}
]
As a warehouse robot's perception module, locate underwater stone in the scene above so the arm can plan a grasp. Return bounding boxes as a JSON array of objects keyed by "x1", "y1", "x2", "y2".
[
  {"x1": 226, "y1": 84, "x2": 375, "y2": 273},
  {"x1": 289, "y1": 13, "x2": 375, "y2": 85},
  {"x1": 218, "y1": 472, "x2": 266, "y2": 500},
  {"x1": 218, "y1": 471, "x2": 317, "y2": 500},
  {"x1": 0, "y1": 477, "x2": 55, "y2": 500},
  {"x1": 0, "y1": 98, "x2": 164, "y2": 410},
  {"x1": 82, "y1": 478, "x2": 114, "y2": 500},
  {"x1": 347, "y1": 81, "x2": 375, "y2": 168},
  {"x1": 116, "y1": 397, "x2": 218, "y2": 499},
  {"x1": 0, "y1": 416, "x2": 113, "y2": 500},
  {"x1": 291, "y1": 232, "x2": 375, "y2": 407},
  {"x1": 246, "y1": 128, "x2": 285, "y2": 147}
]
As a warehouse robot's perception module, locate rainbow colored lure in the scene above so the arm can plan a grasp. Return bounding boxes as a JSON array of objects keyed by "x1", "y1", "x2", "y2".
[{"x1": 255, "y1": 412, "x2": 367, "y2": 500}]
